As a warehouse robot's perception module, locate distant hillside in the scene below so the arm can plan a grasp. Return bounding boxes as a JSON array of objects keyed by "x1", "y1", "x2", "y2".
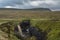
[
  {"x1": 0, "y1": 8, "x2": 51, "y2": 11},
  {"x1": 25, "y1": 8, "x2": 51, "y2": 11}
]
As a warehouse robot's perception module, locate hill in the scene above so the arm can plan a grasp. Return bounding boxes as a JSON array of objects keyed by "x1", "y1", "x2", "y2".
[
  {"x1": 0, "y1": 8, "x2": 51, "y2": 11},
  {"x1": 25, "y1": 8, "x2": 51, "y2": 11}
]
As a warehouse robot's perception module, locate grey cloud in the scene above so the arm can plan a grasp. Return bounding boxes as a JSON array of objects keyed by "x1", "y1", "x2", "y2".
[{"x1": 0, "y1": 0, "x2": 60, "y2": 11}]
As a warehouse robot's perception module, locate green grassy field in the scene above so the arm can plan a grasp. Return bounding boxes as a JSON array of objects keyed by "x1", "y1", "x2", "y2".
[{"x1": 0, "y1": 10, "x2": 60, "y2": 40}]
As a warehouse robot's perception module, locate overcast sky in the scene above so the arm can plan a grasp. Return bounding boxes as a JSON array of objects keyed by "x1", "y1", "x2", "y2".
[{"x1": 0, "y1": 0, "x2": 60, "y2": 11}]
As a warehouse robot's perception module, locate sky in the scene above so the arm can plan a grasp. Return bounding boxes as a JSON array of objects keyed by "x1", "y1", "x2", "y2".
[{"x1": 0, "y1": 0, "x2": 60, "y2": 11}]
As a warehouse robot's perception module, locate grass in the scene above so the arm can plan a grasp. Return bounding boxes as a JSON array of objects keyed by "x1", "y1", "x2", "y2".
[
  {"x1": 0, "y1": 10, "x2": 60, "y2": 19},
  {"x1": 0, "y1": 19, "x2": 60, "y2": 40},
  {"x1": 0, "y1": 10, "x2": 60, "y2": 40}
]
